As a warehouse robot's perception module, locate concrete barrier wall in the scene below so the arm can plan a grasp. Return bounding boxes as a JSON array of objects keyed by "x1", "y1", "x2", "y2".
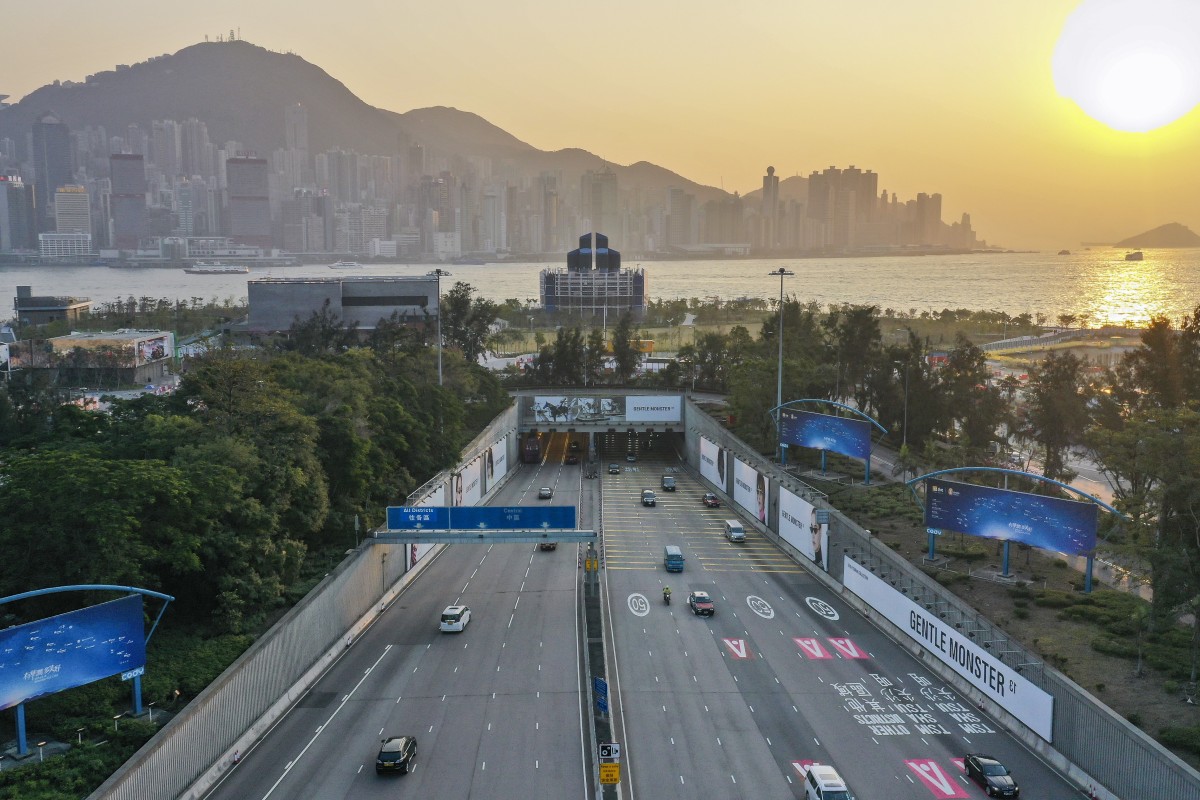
[
  {"x1": 89, "y1": 401, "x2": 520, "y2": 800},
  {"x1": 680, "y1": 397, "x2": 1200, "y2": 800}
]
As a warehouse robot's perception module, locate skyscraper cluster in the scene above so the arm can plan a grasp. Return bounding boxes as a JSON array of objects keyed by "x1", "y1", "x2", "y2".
[{"x1": 0, "y1": 102, "x2": 976, "y2": 263}]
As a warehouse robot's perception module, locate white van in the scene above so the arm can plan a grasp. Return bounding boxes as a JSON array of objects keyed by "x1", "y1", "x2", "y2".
[
  {"x1": 723, "y1": 519, "x2": 746, "y2": 543},
  {"x1": 804, "y1": 763, "x2": 853, "y2": 800},
  {"x1": 439, "y1": 605, "x2": 471, "y2": 632}
]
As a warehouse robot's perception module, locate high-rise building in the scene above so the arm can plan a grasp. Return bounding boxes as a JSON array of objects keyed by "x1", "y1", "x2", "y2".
[
  {"x1": 284, "y1": 103, "x2": 309, "y2": 153},
  {"x1": 180, "y1": 118, "x2": 211, "y2": 177},
  {"x1": 760, "y1": 166, "x2": 780, "y2": 250},
  {"x1": 31, "y1": 112, "x2": 74, "y2": 233},
  {"x1": 109, "y1": 154, "x2": 146, "y2": 249},
  {"x1": 540, "y1": 232, "x2": 645, "y2": 318},
  {"x1": 151, "y1": 120, "x2": 181, "y2": 177},
  {"x1": 0, "y1": 175, "x2": 35, "y2": 251},
  {"x1": 225, "y1": 157, "x2": 271, "y2": 247},
  {"x1": 54, "y1": 185, "x2": 91, "y2": 235},
  {"x1": 914, "y1": 192, "x2": 943, "y2": 246},
  {"x1": 665, "y1": 187, "x2": 695, "y2": 248},
  {"x1": 581, "y1": 168, "x2": 619, "y2": 241}
]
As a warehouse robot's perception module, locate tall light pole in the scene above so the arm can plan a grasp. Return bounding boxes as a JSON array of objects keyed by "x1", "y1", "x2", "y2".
[
  {"x1": 427, "y1": 268, "x2": 451, "y2": 385},
  {"x1": 894, "y1": 359, "x2": 910, "y2": 448},
  {"x1": 769, "y1": 267, "x2": 794, "y2": 462}
]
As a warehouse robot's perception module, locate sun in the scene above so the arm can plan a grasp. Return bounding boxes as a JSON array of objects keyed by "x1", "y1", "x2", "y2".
[{"x1": 1053, "y1": 0, "x2": 1200, "y2": 132}]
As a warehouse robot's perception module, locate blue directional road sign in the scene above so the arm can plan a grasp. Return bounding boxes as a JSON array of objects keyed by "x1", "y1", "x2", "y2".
[
  {"x1": 450, "y1": 506, "x2": 577, "y2": 530},
  {"x1": 386, "y1": 506, "x2": 451, "y2": 530},
  {"x1": 593, "y1": 676, "x2": 608, "y2": 698},
  {"x1": 597, "y1": 696, "x2": 609, "y2": 713}
]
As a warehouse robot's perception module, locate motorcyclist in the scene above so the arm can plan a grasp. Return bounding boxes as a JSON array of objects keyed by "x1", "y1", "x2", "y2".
[{"x1": 663, "y1": 586, "x2": 672, "y2": 604}]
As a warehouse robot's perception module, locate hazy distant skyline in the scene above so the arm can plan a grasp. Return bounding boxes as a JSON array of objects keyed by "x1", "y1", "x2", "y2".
[{"x1": 4, "y1": 1, "x2": 1199, "y2": 250}]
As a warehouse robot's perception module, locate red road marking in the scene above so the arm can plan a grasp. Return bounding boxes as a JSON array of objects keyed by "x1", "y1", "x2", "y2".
[
  {"x1": 791, "y1": 759, "x2": 819, "y2": 778},
  {"x1": 793, "y1": 637, "x2": 832, "y2": 659},
  {"x1": 951, "y1": 758, "x2": 965, "y2": 772},
  {"x1": 722, "y1": 638, "x2": 753, "y2": 659},
  {"x1": 827, "y1": 637, "x2": 869, "y2": 659},
  {"x1": 905, "y1": 759, "x2": 970, "y2": 798}
]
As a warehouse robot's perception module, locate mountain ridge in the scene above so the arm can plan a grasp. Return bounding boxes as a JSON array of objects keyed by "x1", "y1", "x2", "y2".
[
  {"x1": 0, "y1": 40, "x2": 728, "y2": 204},
  {"x1": 1113, "y1": 222, "x2": 1200, "y2": 249}
]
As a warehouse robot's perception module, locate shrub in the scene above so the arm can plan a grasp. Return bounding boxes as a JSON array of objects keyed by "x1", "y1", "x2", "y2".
[
  {"x1": 1159, "y1": 726, "x2": 1200, "y2": 757},
  {"x1": 1091, "y1": 636, "x2": 1138, "y2": 659},
  {"x1": 1013, "y1": 608, "x2": 1030, "y2": 620},
  {"x1": 1053, "y1": 560, "x2": 1069, "y2": 569},
  {"x1": 1035, "y1": 591, "x2": 1077, "y2": 609},
  {"x1": 1127, "y1": 712, "x2": 1143, "y2": 728}
]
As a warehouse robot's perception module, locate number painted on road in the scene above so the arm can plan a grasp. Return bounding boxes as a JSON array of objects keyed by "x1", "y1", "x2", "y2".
[
  {"x1": 627, "y1": 593, "x2": 650, "y2": 617},
  {"x1": 806, "y1": 596, "x2": 840, "y2": 620},
  {"x1": 746, "y1": 595, "x2": 775, "y2": 619}
]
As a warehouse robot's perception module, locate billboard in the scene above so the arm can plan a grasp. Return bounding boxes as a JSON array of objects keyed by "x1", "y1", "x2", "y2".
[
  {"x1": 925, "y1": 478, "x2": 1098, "y2": 555},
  {"x1": 626, "y1": 395, "x2": 681, "y2": 422},
  {"x1": 452, "y1": 506, "x2": 577, "y2": 530},
  {"x1": 136, "y1": 334, "x2": 171, "y2": 365},
  {"x1": 408, "y1": 484, "x2": 445, "y2": 567},
  {"x1": 452, "y1": 456, "x2": 484, "y2": 508},
  {"x1": 779, "y1": 487, "x2": 828, "y2": 571},
  {"x1": 733, "y1": 457, "x2": 768, "y2": 525},
  {"x1": 0, "y1": 594, "x2": 146, "y2": 712},
  {"x1": 530, "y1": 395, "x2": 682, "y2": 424},
  {"x1": 844, "y1": 557, "x2": 1054, "y2": 741},
  {"x1": 483, "y1": 436, "x2": 509, "y2": 494},
  {"x1": 699, "y1": 436, "x2": 727, "y2": 489},
  {"x1": 779, "y1": 408, "x2": 872, "y2": 461}
]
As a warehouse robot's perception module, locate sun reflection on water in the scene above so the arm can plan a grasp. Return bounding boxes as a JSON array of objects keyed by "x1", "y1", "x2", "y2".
[{"x1": 1079, "y1": 257, "x2": 1177, "y2": 327}]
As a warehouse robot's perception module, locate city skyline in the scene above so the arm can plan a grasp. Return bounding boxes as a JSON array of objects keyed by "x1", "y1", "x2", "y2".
[{"x1": 2, "y1": 1, "x2": 1199, "y2": 250}]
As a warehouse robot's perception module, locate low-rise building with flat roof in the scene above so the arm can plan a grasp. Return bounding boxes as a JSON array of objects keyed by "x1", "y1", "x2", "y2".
[
  {"x1": 14, "y1": 285, "x2": 91, "y2": 326},
  {"x1": 247, "y1": 275, "x2": 438, "y2": 333}
]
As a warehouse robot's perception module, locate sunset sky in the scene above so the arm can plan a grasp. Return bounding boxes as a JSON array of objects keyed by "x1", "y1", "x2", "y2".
[{"x1": 4, "y1": 0, "x2": 1199, "y2": 250}]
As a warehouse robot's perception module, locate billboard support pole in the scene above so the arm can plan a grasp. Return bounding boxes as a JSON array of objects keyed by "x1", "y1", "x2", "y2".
[
  {"x1": 927, "y1": 530, "x2": 937, "y2": 561},
  {"x1": 132, "y1": 674, "x2": 143, "y2": 715},
  {"x1": 16, "y1": 703, "x2": 27, "y2": 755},
  {"x1": 1085, "y1": 554, "x2": 1095, "y2": 593},
  {"x1": 1001, "y1": 541, "x2": 1011, "y2": 578}
]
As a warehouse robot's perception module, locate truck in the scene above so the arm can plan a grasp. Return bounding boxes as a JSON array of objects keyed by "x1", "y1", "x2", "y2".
[{"x1": 522, "y1": 434, "x2": 541, "y2": 464}]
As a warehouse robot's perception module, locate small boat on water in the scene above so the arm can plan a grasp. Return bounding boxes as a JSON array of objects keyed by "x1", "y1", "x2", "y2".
[
  {"x1": 1058, "y1": 249, "x2": 1071, "y2": 255},
  {"x1": 1124, "y1": 250, "x2": 1144, "y2": 261},
  {"x1": 328, "y1": 260, "x2": 363, "y2": 270},
  {"x1": 184, "y1": 263, "x2": 250, "y2": 274}
]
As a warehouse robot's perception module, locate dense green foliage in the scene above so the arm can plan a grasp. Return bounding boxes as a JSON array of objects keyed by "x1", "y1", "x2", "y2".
[{"x1": 0, "y1": 300, "x2": 511, "y2": 796}]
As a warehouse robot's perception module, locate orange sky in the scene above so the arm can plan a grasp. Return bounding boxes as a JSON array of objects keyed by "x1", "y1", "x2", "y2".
[{"x1": 4, "y1": 0, "x2": 1198, "y2": 250}]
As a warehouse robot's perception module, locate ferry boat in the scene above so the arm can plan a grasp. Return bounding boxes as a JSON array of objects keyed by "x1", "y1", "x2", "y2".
[
  {"x1": 1124, "y1": 250, "x2": 1144, "y2": 261},
  {"x1": 328, "y1": 260, "x2": 363, "y2": 270},
  {"x1": 184, "y1": 263, "x2": 250, "y2": 274}
]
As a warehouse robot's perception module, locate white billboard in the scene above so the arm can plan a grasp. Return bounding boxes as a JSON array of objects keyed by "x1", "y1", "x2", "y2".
[
  {"x1": 453, "y1": 455, "x2": 484, "y2": 508},
  {"x1": 699, "y1": 436, "x2": 726, "y2": 489},
  {"x1": 779, "y1": 486, "x2": 828, "y2": 571},
  {"x1": 626, "y1": 395, "x2": 681, "y2": 422},
  {"x1": 483, "y1": 436, "x2": 509, "y2": 494},
  {"x1": 733, "y1": 457, "x2": 768, "y2": 525},
  {"x1": 409, "y1": 484, "x2": 445, "y2": 567},
  {"x1": 843, "y1": 557, "x2": 1054, "y2": 742}
]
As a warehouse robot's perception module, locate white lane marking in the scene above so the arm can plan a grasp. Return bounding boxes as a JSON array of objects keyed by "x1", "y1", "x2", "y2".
[{"x1": 261, "y1": 646, "x2": 393, "y2": 799}]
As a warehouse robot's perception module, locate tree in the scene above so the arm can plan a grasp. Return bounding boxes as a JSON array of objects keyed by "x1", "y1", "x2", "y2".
[
  {"x1": 440, "y1": 281, "x2": 499, "y2": 364},
  {"x1": 584, "y1": 328, "x2": 607, "y2": 385},
  {"x1": 1021, "y1": 352, "x2": 1092, "y2": 482},
  {"x1": 610, "y1": 312, "x2": 642, "y2": 382}
]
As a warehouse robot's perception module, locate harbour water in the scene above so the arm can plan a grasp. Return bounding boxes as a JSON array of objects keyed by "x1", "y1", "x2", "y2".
[{"x1": 4, "y1": 247, "x2": 1199, "y2": 327}]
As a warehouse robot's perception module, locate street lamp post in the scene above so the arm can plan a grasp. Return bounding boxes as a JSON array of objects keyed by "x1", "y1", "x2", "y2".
[
  {"x1": 427, "y1": 269, "x2": 452, "y2": 386},
  {"x1": 768, "y1": 267, "x2": 795, "y2": 462}
]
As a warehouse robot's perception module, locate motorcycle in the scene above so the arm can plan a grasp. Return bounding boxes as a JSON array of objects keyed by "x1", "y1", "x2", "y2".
[{"x1": 663, "y1": 588, "x2": 671, "y2": 605}]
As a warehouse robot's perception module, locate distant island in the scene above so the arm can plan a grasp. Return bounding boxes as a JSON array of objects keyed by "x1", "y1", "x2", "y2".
[{"x1": 1113, "y1": 222, "x2": 1200, "y2": 249}]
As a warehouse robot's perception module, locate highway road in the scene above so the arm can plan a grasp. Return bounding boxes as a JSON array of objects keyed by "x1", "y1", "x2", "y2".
[
  {"x1": 204, "y1": 433, "x2": 590, "y2": 800},
  {"x1": 204, "y1": 430, "x2": 1089, "y2": 800},
  {"x1": 599, "y1": 442, "x2": 1085, "y2": 800}
]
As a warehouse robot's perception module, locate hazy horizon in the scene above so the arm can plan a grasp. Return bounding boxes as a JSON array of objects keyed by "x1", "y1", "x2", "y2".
[{"x1": 4, "y1": 1, "x2": 1199, "y2": 251}]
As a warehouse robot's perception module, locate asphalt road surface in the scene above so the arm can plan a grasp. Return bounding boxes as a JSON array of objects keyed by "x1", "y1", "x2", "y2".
[{"x1": 600, "y1": 447, "x2": 1084, "y2": 800}]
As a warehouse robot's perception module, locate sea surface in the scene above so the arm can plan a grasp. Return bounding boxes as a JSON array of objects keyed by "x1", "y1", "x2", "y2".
[{"x1": 5, "y1": 248, "x2": 1199, "y2": 327}]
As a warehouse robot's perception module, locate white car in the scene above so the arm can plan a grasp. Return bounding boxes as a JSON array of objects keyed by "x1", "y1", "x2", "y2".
[{"x1": 439, "y1": 605, "x2": 471, "y2": 632}]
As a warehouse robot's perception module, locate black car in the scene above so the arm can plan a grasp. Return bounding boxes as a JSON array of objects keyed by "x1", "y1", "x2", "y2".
[
  {"x1": 569, "y1": 440, "x2": 581, "y2": 452},
  {"x1": 964, "y1": 753, "x2": 1019, "y2": 797},
  {"x1": 608, "y1": 463, "x2": 621, "y2": 474},
  {"x1": 641, "y1": 489, "x2": 657, "y2": 506},
  {"x1": 376, "y1": 735, "x2": 417, "y2": 774},
  {"x1": 565, "y1": 454, "x2": 580, "y2": 464},
  {"x1": 538, "y1": 486, "x2": 553, "y2": 499},
  {"x1": 626, "y1": 452, "x2": 637, "y2": 462}
]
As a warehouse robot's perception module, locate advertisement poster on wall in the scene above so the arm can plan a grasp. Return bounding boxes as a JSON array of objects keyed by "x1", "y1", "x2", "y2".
[
  {"x1": 699, "y1": 436, "x2": 727, "y2": 490},
  {"x1": 409, "y1": 484, "x2": 445, "y2": 568},
  {"x1": 626, "y1": 395, "x2": 682, "y2": 422},
  {"x1": 778, "y1": 486, "x2": 828, "y2": 571},
  {"x1": 453, "y1": 456, "x2": 484, "y2": 508},
  {"x1": 733, "y1": 457, "x2": 768, "y2": 525},
  {"x1": 483, "y1": 436, "x2": 509, "y2": 494},
  {"x1": 844, "y1": 556, "x2": 1054, "y2": 741}
]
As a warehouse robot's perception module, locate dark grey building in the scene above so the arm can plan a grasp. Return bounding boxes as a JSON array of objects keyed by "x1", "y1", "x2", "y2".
[
  {"x1": 109, "y1": 154, "x2": 146, "y2": 249},
  {"x1": 31, "y1": 112, "x2": 74, "y2": 234},
  {"x1": 247, "y1": 275, "x2": 438, "y2": 333}
]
